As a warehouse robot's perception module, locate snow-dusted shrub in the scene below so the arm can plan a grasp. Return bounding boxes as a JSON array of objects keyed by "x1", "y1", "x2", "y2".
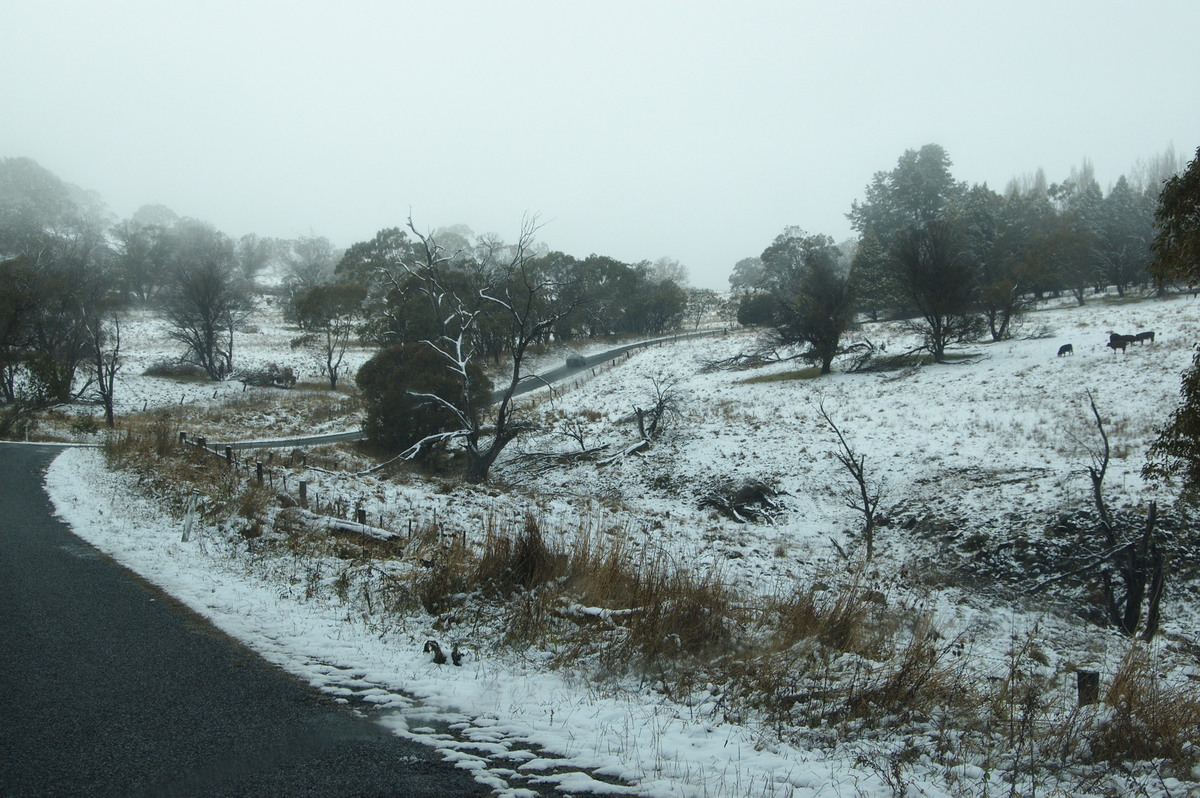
[
  {"x1": 231, "y1": 362, "x2": 296, "y2": 389},
  {"x1": 142, "y1": 360, "x2": 208, "y2": 380}
]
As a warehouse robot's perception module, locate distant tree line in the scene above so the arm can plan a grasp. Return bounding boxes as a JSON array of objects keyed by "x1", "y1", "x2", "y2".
[
  {"x1": 0, "y1": 156, "x2": 703, "y2": 477},
  {"x1": 0, "y1": 156, "x2": 364, "y2": 432},
  {"x1": 333, "y1": 220, "x2": 704, "y2": 480},
  {"x1": 730, "y1": 143, "x2": 1184, "y2": 369}
]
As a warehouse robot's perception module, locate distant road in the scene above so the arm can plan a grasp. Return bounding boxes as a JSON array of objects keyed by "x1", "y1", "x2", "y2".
[
  {"x1": 0, "y1": 443, "x2": 488, "y2": 797},
  {"x1": 216, "y1": 328, "x2": 724, "y2": 450}
]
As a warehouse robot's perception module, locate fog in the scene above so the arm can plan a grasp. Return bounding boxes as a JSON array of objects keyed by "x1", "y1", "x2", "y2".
[{"x1": 2, "y1": 0, "x2": 1197, "y2": 288}]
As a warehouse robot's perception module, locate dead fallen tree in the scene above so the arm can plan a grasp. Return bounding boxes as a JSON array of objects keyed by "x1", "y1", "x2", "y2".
[
  {"x1": 700, "y1": 347, "x2": 786, "y2": 373},
  {"x1": 699, "y1": 480, "x2": 783, "y2": 523}
]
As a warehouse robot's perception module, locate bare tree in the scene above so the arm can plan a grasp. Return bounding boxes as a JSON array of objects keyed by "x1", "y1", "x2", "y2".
[
  {"x1": 818, "y1": 401, "x2": 885, "y2": 561},
  {"x1": 84, "y1": 314, "x2": 121, "y2": 428},
  {"x1": 161, "y1": 225, "x2": 254, "y2": 380},
  {"x1": 390, "y1": 215, "x2": 584, "y2": 483},
  {"x1": 1054, "y1": 392, "x2": 1167, "y2": 638},
  {"x1": 558, "y1": 418, "x2": 589, "y2": 451},
  {"x1": 635, "y1": 378, "x2": 680, "y2": 442}
]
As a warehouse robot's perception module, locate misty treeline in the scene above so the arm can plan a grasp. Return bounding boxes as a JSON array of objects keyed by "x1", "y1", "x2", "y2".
[
  {"x1": 729, "y1": 143, "x2": 1188, "y2": 371},
  {"x1": 0, "y1": 156, "x2": 705, "y2": 459},
  {"x1": 336, "y1": 218, "x2": 712, "y2": 481},
  {"x1": 0, "y1": 157, "x2": 349, "y2": 433},
  {"x1": 4, "y1": 144, "x2": 1195, "y2": 482}
]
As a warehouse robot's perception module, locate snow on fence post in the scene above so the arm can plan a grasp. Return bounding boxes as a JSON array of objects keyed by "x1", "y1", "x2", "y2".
[
  {"x1": 196, "y1": 436, "x2": 206, "y2": 451},
  {"x1": 256, "y1": 461, "x2": 264, "y2": 485},
  {"x1": 180, "y1": 489, "x2": 199, "y2": 542}
]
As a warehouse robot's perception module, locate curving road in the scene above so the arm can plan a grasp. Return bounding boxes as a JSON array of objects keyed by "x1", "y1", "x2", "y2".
[
  {"x1": 216, "y1": 328, "x2": 724, "y2": 450},
  {"x1": 0, "y1": 443, "x2": 488, "y2": 797}
]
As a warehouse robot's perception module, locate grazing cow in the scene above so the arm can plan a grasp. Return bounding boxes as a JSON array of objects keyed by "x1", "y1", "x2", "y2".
[
  {"x1": 1107, "y1": 338, "x2": 1129, "y2": 353},
  {"x1": 1135, "y1": 330, "x2": 1156, "y2": 344},
  {"x1": 1109, "y1": 332, "x2": 1137, "y2": 347},
  {"x1": 1057, "y1": 343, "x2": 1074, "y2": 357}
]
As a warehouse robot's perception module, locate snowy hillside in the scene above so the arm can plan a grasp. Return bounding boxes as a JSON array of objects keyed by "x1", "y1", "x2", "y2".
[{"x1": 42, "y1": 291, "x2": 1200, "y2": 797}]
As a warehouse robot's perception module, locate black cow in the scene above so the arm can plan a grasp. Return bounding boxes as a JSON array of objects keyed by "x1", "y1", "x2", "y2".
[
  {"x1": 1057, "y1": 344, "x2": 1074, "y2": 357},
  {"x1": 1135, "y1": 330, "x2": 1156, "y2": 344},
  {"x1": 1107, "y1": 338, "x2": 1129, "y2": 353}
]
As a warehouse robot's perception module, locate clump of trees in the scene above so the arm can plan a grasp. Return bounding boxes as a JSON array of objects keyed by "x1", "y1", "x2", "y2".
[
  {"x1": 0, "y1": 158, "x2": 119, "y2": 432},
  {"x1": 334, "y1": 218, "x2": 696, "y2": 481},
  {"x1": 1143, "y1": 146, "x2": 1200, "y2": 498},
  {"x1": 344, "y1": 218, "x2": 594, "y2": 481},
  {"x1": 729, "y1": 142, "x2": 1181, "y2": 374}
]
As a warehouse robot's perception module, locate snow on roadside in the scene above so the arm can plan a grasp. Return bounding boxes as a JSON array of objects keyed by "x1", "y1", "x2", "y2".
[
  {"x1": 38, "y1": 292, "x2": 1200, "y2": 796},
  {"x1": 44, "y1": 447, "x2": 914, "y2": 797}
]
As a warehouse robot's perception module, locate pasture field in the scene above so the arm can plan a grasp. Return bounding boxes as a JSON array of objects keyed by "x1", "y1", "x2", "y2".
[{"x1": 40, "y1": 291, "x2": 1200, "y2": 797}]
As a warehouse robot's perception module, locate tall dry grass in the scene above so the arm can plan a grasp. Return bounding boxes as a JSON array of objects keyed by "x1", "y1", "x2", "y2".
[
  {"x1": 98, "y1": 438, "x2": 1200, "y2": 791},
  {"x1": 1090, "y1": 645, "x2": 1200, "y2": 768}
]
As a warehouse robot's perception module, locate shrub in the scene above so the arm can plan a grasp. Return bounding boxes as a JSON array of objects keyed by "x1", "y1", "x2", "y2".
[
  {"x1": 232, "y1": 362, "x2": 297, "y2": 389},
  {"x1": 142, "y1": 360, "x2": 208, "y2": 380},
  {"x1": 356, "y1": 343, "x2": 493, "y2": 456},
  {"x1": 736, "y1": 292, "x2": 779, "y2": 326}
]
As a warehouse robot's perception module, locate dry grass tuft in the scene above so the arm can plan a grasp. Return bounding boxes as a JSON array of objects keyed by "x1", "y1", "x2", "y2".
[
  {"x1": 843, "y1": 621, "x2": 970, "y2": 724},
  {"x1": 769, "y1": 577, "x2": 896, "y2": 658},
  {"x1": 476, "y1": 513, "x2": 566, "y2": 595},
  {"x1": 1089, "y1": 646, "x2": 1200, "y2": 769}
]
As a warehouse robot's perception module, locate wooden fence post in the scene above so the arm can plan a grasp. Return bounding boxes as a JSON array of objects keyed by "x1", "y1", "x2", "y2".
[
  {"x1": 1077, "y1": 670, "x2": 1100, "y2": 706},
  {"x1": 299, "y1": 480, "x2": 307, "y2": 507},
  {"x1": 256, "y1": 461, "x2": 263, "y2": 485}
]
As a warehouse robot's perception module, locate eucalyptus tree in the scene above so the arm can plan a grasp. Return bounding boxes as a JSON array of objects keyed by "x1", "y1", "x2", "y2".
[
  {"x1": 161, "y1": 221, "x2": 254, "y2": 380},
  {"x1": 761, "y1": 229, "x2": 856, "y2": 374},
  {"x1": 355, "y1": 216, "x2": 584, "y2": 482},
  {"x1": 1143, "y1": 147, "x2": 1200, "y2": 498},
  {"x1": 292, "y1": 281, "x2": 365, "y2": 389},
  {"x1": 891, "y1": 221, "x2": 977, "y2": 363},
  {"x1": 1095, "y1": 175, "x2": 1155, "y2": 296},
  {"x1": 847, "y1": 144, "x2": 965, "y2": 319}
]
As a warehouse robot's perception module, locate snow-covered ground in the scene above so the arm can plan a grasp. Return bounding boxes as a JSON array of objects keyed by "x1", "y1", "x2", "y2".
[{"x1": 40, "y1": 292, "x2": 1200, "y2": 796}]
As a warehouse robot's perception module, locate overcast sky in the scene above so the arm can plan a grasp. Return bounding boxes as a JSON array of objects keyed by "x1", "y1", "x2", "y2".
[{"x1": 3, "y1": 1, "x2": 1198, "y2": 289}]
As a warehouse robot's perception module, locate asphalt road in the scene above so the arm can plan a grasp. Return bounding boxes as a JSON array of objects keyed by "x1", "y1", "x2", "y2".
[
  {"x1": 0, "y1": 443, "x2": 488, "y2": 797},
  {"x1": 217, "y1": 328, "x2": 724, "y2": 450}
]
